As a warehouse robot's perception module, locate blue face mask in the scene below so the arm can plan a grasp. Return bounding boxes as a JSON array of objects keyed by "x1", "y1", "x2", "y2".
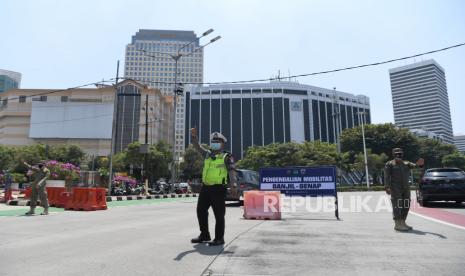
[{"x1": 210, "y1": 142, "x2": 222, "y2": 151}]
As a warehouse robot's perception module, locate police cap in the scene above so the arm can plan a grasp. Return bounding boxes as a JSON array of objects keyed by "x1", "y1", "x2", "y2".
[{"x1": 210, "y1": 132, "x2": 227, "y2": 142}]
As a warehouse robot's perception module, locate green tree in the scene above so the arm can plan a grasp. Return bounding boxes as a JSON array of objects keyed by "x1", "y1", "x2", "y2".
[
  {"x1": 147, "y1": 141, "x2": 172, "y2": 181},
  {"x1": 418, "y1": 138, "x2": 458, "y2": 169},
  {"x1": 48, "y1": 144, "x2": 85, "y2": 165},
  {"x1": 301, "y1": 141, "x2": 338, "y2": 166},
  {"x1": 180, "y1": 145, "x2": 204, "y2": 180},
  {"x1": 0, "y1": 145, "x2": 15, "y2": 170},
  {"x1": 13, "y1": 144, "x2": 47, "y2": 173},
  {"x1": 238, "y1": 142, "x2": 304, "y2": 171},
  {"x1": 340, "y1": 123, "x2": 420, "y2": 161},
  {"x1": 353, "y1": 150, "x2": 388, "y2": 184},
  {"x1": 442, "y1": 152, "x2": 465, "y2": 170},
  {"x1": 121, "y1": 141, "x2": 172, "y2": 182}
]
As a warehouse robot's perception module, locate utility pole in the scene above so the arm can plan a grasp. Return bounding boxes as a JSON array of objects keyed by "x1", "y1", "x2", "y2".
[
  {"x1": 108, "y1": 60, "x2": 119, "y2": 195},
  {"x1": 171, "y1": 56, "x2": 180, "y2": 185},
  {"x1": 359, "y1": 111, "x2": 370, "y2": 189},
  {"x1": 332, "y1": 87, "x2": 342, "y2": 185},
  {"x1": 144, "y1": 94, "x2": 149, "y2": 195}
]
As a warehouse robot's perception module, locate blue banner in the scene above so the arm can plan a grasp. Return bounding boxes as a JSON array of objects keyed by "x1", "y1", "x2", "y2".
[{"x1": 259, "y1": 166, "x2": 337, "y2": 197}]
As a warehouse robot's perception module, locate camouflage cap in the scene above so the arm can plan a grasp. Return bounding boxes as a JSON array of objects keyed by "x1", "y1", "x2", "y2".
[{"x1": 392, "y1": 148, "x2": 403, "y2": 153}]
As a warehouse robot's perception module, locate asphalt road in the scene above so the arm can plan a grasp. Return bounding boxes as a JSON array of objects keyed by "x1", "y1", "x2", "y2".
[{"x1": 1, "y1": 192, "x2": 464, "y2": 276}]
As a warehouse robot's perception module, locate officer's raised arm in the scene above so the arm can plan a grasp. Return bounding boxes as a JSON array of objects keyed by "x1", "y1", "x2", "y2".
[
  {"x1": 190, "y1": 127, "x2": 209, "y2": 156},
  {"x1": 405, "y1": 158, "x2": 424, "y2": 169}
]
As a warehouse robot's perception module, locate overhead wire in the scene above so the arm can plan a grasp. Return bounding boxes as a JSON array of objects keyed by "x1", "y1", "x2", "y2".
[
  {"x1": 2, "y1": 42, "x2": 464, "y2": 125},
  {"x1": 124, "y1": 42, "x2": 465, "y2": 86}
]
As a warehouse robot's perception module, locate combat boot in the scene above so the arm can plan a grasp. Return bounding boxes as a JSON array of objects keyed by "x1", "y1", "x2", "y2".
[
  {"x1": 25, "y1": 209, "x2": 35, "y2": 216},
  {"x1": 40, "y1": 209, "x2": 49, "y2": 216},
  {"x1": 402, "y1": 220, "x2": 413, "y2": 230},
  {"x1": 394, "y1": 220, "x2": 409, "y2": 231}
]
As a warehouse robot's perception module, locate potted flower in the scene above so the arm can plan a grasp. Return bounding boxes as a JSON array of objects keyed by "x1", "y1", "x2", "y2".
[{"x1": 45, "y1": 160, "x2": 81, "y2": 189}]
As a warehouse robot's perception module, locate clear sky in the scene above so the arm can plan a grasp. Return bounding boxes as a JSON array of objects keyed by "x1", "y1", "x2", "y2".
[{"x1": 1, "y1": 0, "x2": 464, "y2": 133}]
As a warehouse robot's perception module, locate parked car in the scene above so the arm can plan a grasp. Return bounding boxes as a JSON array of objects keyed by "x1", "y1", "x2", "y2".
[
  {"x1": 226, "y1": 169, "x2": 259, "y2": 202},
  {"x1": 416, "y1": 168, "x2": 465, "y2": 206}
]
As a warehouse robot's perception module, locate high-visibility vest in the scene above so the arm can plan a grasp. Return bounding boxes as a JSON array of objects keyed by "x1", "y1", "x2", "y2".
[{"x1": 202, "y1": 153, "x2": 229, "y2": 185}]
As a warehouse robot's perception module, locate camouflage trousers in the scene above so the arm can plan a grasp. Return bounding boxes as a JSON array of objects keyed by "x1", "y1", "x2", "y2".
[
  {"x1": 390, "y1": 184, "x2": 410, "y2": 220},
  {"x1": 30, "y1": 178, "x2": 49, "y2": 210}
]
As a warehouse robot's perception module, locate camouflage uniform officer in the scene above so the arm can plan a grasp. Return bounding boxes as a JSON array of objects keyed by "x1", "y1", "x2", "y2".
[
  {"x1": 24, "y1": 162, "x2": 51, "y2": 216},
  {"x1": 384, "y1": 148, "x2": 424, "y2": 231},
  {"x1": 190, "y1": 128, "x2": 237, "y2": 246}
]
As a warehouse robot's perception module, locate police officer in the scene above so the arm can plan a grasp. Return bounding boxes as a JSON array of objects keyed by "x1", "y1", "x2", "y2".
[
  {"x1": 24, "y1": 161, "x2": 51, "y2": 216},
  {"x1": 190, "y1": 128, "x2": 236, "y2": 246},
  {"x1": 384, "y1": 148, "x2": 424, "y2": 231}
]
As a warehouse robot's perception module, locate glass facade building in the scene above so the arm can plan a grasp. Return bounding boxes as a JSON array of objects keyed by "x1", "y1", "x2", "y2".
[
  {"x1": 0, "y1": 69, "x2": 21, "y2": 93},
  {"x1": 184, "y1": 82, "x2": 371, "y2": 159},
  {"x1": 114, "y1": 82, "x2": 142, "y2": 153}
]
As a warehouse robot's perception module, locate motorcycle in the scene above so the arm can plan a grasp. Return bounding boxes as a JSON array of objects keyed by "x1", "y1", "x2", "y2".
[
  {"x1": 150, "y1": 183, "x2": 165, "y2": 195},
  {"x1": 125, "y1": 183, "x2": 145, "y2": 195},
  {"x1": 111, "y1": 185, "x2": 126, "y2": 196}
]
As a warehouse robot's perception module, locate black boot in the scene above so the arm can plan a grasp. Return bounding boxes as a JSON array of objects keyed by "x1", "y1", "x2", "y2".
[
  {"x1": 191, "y1": 234, "x2": 211, "y2": 243},
  {"x1": 208, "y1": 239, "x2": 225, "y2": 246}
]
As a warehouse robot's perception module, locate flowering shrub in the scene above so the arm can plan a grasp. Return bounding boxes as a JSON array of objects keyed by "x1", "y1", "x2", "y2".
[
  {"x1": 45, "y1": 160, "x2": 80, "y2": 181},
  {"x1": 113, "y1": 175, "x2": 137, "y2": 187}
]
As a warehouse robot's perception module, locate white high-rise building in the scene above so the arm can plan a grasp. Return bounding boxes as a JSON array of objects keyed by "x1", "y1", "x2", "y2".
[
  {"x1": 124, "y1": 29, "x2": 204, "y2": 158},
  {"x1": 454, "y1": 135, "x2": 465, "y2": 153},
  {"x1": 389, "y1": 59, "x2": 454, "y2": 144}
]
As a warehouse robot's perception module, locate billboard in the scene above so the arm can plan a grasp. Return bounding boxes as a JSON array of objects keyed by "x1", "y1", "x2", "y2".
[{"x1": 29, "y1": 102, "x2": 113, "y2": 139}]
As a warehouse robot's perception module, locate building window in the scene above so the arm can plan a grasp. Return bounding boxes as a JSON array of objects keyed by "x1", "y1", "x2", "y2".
[
  {"x1": 61, "y1": 96, "x2": 69, "y2": 102},
  {"x1": 19, "y1": 96, "x2": 26, "y2": 103},
  {"x1": 40, "y1": 96, "x2": 47, "y2": 102}
]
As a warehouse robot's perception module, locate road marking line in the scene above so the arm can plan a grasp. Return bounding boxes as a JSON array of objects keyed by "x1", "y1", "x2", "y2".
[{"x1": 410, "y1": 211, "x2": 465, "y2": 231}]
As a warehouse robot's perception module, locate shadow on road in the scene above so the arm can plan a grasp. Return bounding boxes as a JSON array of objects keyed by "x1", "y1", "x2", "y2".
[
  {"x1": 174, "y1": 243, "x2": 233, "y2": 261},
  {"x1": 226, "y1": 201, "x2": 242, "y2": 207},
  {"x1": 403, "y1": 229, "x2": 447, "y2": 239}
]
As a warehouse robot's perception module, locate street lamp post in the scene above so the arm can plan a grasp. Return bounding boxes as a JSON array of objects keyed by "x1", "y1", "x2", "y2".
[
  {"x1": 358, "y1": 111, "x2": 370, "y2": 189},
  {"x1": 138, "y1": 29, "x2": 221, "y2": 185},
  {"x1": 108, "y1": 60, "x2": 120, "y2": 195}
]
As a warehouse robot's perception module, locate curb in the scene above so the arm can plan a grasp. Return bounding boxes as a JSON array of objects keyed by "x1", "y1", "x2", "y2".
[
  {"x1": 105, "y1": 193, "x2": 198, "y2": 202},
  {"x1": 6, "y1": 200, "x2": 39, "y2": 206},
  {"x1": 6, "y1": 194, "x2": 198, "y2": 206}
]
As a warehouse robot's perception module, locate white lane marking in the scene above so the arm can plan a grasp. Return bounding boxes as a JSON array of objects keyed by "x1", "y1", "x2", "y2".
[{"x1": 410, "y1": 211, "x2": 465, "y2": 231}]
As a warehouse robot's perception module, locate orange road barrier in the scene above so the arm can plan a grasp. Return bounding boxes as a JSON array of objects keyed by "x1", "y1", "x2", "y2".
[
  {"x1": 57, "y1": 192, "x2": 72, "y2": 208},
  {"x1": 243, "y1": 191, "x2": 281, "y2": 220},
  {"x1": 46, "y1": 187, "x2": 66, "y2": 207},
  {"x1": 65, "y1": 188, "x2": 107, "y2": 211}
]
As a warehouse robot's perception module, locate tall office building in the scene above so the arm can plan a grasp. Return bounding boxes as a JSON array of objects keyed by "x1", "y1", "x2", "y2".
[
  {"x1": 454, "y1": 135, "x2": 465, "y2": 153},
  {"x1": 184, "y1": 81, "x2": 371, "y2": 159},
  {"x1": 0, "y1": 69, "x2": 21, "y2": 93},
  {"x1": 389, "y1": 59, "x2": 454, "y2": 144},
  {"x1": 124, "y1": 29, "x2": 204, "y2": 159}
]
